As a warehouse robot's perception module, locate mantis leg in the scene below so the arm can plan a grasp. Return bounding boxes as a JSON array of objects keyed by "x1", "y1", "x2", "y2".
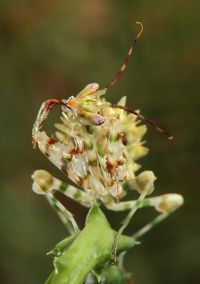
[
  {"x1": 46, "y1": 192, "x2": 79, "y2": 235},
  {"x1": 105, "y1": 193, "x2": 183, "y2": 212},
  {"x1": 111, "y1": 170, "x2": 156, "y2": 262},
  {"x1": 105, "y1": 199, "x2": 152, "y2": 211},
  {"x1": 111, "y1": 193, "x2": 184, "y2": 262},
  {"x1": 31, "y1": 170, "x2": 94, "y2": 234},
  {"x1": 32, "y1": 169, "x2": 93, "y2": 207},
  {"x1": 132, "y1": 194, "x2": 184, "y2": 240},
  {"x1": 112, "y1": 186, "x2": 150, "y2": 263}
]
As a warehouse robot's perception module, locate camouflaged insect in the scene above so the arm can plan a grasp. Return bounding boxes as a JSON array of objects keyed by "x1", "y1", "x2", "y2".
[
  {"x1": 31, "y1": 22, "x2": 183, "y2": 253},
  {"x1": 32, "y1": 85, "x2": 150, "y2": 202}
]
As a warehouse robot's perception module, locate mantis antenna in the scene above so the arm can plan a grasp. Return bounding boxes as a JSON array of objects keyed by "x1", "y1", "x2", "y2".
[
  {"x1": 106, "y1": 22, "x2": 143, "y2": 90},
  {"x1": 105, "y1": 21, "x2": 173, "y2": 140},
  {"x1": 112, "y1": 104, "x2": 173, "y2": 140}
]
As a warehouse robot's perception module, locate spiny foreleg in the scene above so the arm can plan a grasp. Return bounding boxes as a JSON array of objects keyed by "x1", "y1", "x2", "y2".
[{"x1": 32, "y1": 99, "x2": 67, "y2": 148}]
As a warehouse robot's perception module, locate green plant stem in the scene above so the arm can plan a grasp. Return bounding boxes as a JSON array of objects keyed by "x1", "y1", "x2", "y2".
[{"x1": 45, "y1": 203, "x2": 136, "y2": 284}]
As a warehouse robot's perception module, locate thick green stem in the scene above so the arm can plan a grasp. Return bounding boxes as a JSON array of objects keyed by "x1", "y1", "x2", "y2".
[{"x1": 46, "y1": 203, "x2": 137, "y2": 284}]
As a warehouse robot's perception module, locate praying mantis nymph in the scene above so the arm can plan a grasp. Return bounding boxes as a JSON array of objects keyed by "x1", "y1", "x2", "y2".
[{"x1": 32, "y1": 22, "x2": 182, "y2": 265}]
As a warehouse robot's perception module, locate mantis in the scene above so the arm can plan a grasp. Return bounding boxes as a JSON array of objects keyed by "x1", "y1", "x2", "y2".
[{"x1": 31, "y1": 22, "x2": 183, "y2": 270}]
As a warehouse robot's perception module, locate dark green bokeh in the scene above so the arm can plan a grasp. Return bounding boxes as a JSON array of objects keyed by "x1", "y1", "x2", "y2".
[{"x1": 0, "y1": 1, "x2": 199, "y2": 283}]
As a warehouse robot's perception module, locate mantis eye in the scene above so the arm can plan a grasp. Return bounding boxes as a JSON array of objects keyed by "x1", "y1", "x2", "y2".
[
  {"x1": 67, "y1": 98, "x2": 77, "y2": 109},
  {"x1": 60, "y1": 96, "x2": 76, "y2": 112}
]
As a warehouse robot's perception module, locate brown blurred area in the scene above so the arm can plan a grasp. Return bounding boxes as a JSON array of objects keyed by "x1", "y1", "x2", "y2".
[{"x1": 0, "y1": 0, "x2": 199, "y2": 283}]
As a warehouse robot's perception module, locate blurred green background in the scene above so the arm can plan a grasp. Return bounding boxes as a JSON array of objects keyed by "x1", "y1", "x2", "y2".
[{"x1": 0, "y1": 0, "x2": 199, "y2": 283}]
